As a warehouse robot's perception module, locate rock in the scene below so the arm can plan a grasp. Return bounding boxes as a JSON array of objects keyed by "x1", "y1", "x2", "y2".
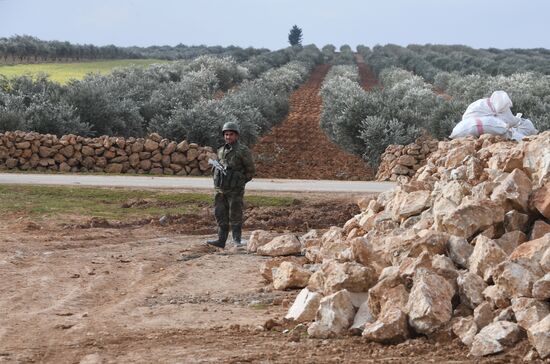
[
  {"x1": 470, "y1": 321, "x2": 523, "y2": 357},
  {"x1": 531, "y1": 220, "x2": 550, "y2": 241},
  {"x1": 492, "y1": 261, "x2": 537, "y2": 298},
  {"x1": 474, "y1": 301, "x2": 495, "y2": 330},
  {"x1": 247, "y1": 230, "x2": 273, "y2": 253},
  {"x1": 406, "y1": 268, "x2": 454, "y2": 335},
  {"x1": 307, "y1": 290, "x2": 356, "y2": 338},
  {"x1": 362, "y1": 308, "x2": 409, "y2": 344},
  {"x1": 521, "y1": 132, "x2": 550, "y2": 188},
  {"x1": 350, "y1": 298, "x2": 376, "y2": 334},
  {"x1": 493, "y1": 307, "x2": 515, "y2": 323},
  {"x1": 457, "y1": 271, "x2": 487, "y2": 309},
  {"x1": 509, "y1": 234, "x2": 550, "y2": 273},
  {"x1": 495, "y1": 231, "x2": 527, "y2": 255},
  {"x1": 511, "y1": 297, "x2": 550, "y2": 330},
  {"x1": 447, "y1": 235, "x2": 473, "y2": 269},
  {"x1": 321, "y1": 260, "x2": 377, "y2": 294},
  {"x1": 468, "y1": 235, "x2": 508, "y2": 282},
  {"x1": 482, "y1": 284, "x2": 510, "y2": 309},
  {"x1": 532, "y1": 183, "x2": 550, "y2": 219},
  {"x1": 434, "y1": 199, "x2": 504, "y2": 240},
  {"x1": 527, "y1": 313, "x2": 550, "y2": 359},
  {"x1": 285, "y1": 288, "x2": 322, "y2": 323},
  {"x1": 259, "y1": 256, "x2": 308, "y2": 282},
  {"x1": 389, "y1": 189, "x2": 432, "y2": 221},
  {"x1": 490, "y1": 168, "x2": 532, "y2": 212},
  {"x1": 532, "y1": 273, "x2": 550, "y2": 300},
  {"x1": 452, "y1": 316, "x2": 478, "y2": 346},
  {"x1": 273, "y1": 261, "x2": 311, "y2": 290},
  {"x1": 257, "y1": 234, "x2": 302, "y2": 256},
  {"x1": 503, "y1": 210, "x2": 530, "y2": 233}
]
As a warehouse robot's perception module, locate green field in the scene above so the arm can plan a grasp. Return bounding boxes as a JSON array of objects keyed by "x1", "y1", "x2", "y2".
[{"x1": 0, "y1": 59, "x2": 170, "y2": 84}]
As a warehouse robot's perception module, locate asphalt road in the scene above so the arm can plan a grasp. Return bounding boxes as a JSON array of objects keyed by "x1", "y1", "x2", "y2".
[{"x1": 0, "y1": 173, "x2": 396, "y2": 193}]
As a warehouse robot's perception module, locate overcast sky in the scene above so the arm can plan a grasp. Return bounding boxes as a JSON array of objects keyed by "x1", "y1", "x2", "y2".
[{"x1": 1, "y1": 0, "x2": 549, "y2": 50}]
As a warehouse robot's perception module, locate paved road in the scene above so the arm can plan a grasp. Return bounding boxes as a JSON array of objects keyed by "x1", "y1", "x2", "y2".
[{"x1": 0, "y1": 173, "x2": 396, "y2": 193}]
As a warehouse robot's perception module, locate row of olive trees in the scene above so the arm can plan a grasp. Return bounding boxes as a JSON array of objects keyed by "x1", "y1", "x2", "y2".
[
  {"x1": 0, "y1": 45, "x2": 322, "y2": 148},
  {"x1": 0, "y1": 35, "x2": 269, "y2": 63},
  {"x1": 358, "y1": 44, "x2": 550, "y2": 82},
  {"x1": 320, "y1": 65, "x2": 465, "y2": 168}
]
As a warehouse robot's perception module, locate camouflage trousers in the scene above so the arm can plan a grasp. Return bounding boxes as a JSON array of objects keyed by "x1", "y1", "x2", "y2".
[{"x1": 214, "y1": 188, "x2": 245, "y2": 228}]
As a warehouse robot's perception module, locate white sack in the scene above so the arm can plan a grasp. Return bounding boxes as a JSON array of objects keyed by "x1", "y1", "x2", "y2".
[
  {"x1": 510, "y1": 117, "x2": 538, "y2": 141},
  {"x1": 449, "y1": 116, "x2": 511, "y2": 139},
  {"x1": 462, "y1": 91, "x2": 519, "y2": 127}
]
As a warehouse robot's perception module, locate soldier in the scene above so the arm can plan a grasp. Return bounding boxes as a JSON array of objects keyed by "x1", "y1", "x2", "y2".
[{"x1": 207, "y1": 122, "x2": 256, "y2": 248}]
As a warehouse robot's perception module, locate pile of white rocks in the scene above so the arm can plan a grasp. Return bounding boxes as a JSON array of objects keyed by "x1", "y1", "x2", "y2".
[
  {"x1": 376, "y1": 135, "x2": 439, "y2": 183},
  {"x1": 0, "y1": 131, "x2": 217, "y2": 175},
  {"x1": 250, "y1": 131, "x2": 550, "y2": 359}
]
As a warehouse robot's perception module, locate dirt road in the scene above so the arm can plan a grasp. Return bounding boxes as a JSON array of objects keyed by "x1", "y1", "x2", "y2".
[
  {"x1": 0, "y1": 218, "x2": 527, "y2": 363},
  {"x1": 0, "y1": 173, "x2": 395, "y2": 193}
]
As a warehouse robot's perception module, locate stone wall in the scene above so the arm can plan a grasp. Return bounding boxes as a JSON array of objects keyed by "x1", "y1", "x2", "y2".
[
  {"x1": 376, "y1": 135, "x2": 439, "y2": 182},
  {"x1": 0, "y1": 131, "x2": 217, "y2": 175}
]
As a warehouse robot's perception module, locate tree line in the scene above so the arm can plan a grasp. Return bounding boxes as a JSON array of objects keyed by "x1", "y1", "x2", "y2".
[{"x1": 0, "y1": 35, "x2": 269, "y2": 64}]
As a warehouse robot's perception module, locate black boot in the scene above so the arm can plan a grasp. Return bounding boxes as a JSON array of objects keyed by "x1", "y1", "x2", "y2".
[
  {"x1": 231, "y1": 224, "x2": 242, "y2": 245},
  {"x1": 207, "y1": 226, "x2": 228, "y2": 248}
]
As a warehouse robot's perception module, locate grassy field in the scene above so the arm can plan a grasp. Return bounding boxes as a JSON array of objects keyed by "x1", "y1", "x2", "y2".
[
  {"x1": 0, "y1": 59, "x2": 169, "y2": 84},
  {"x1": 0, "y1": 185, "x2": 296, "y2": 221}
]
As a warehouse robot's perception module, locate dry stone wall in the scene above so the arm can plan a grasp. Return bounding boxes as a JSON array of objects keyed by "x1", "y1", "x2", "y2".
[
  {"x1": 376, "y1": 134, "x2": 439, "y2": 182},
  {"x1": 0, "y1": 131, "x2": 217, "y2": 176}
]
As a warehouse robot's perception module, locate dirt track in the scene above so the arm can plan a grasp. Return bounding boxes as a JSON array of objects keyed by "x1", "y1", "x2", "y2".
[
  {"x1": 0, "y1": 214, "x2": 529, "y2": 363},
  {"x1": 253, "y1": 64, "x2": 374, "y2": 181}
]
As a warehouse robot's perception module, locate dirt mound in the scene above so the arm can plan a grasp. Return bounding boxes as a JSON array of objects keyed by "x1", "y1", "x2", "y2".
[{"x1": 253, "y1": 64, "x2": 374, "y2": 181}]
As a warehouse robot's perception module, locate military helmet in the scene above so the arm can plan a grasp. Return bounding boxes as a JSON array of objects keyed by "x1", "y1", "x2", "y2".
[{"x1": 222, "y1": 121, "x2": 240, "y2": 134}]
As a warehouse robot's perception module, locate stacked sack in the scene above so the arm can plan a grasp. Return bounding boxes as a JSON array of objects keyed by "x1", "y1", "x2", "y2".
[
  {"x1": 450, "y1": 90, "x2": 538, "y2": 141},
  {"x1": 252, "y1": 131, "x2": 550, "y2": 359}
]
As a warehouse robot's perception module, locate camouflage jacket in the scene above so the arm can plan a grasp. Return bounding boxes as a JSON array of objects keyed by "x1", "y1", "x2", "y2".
[{"x1": 213, "y1": 140, "x2": 255, "y2": 190}]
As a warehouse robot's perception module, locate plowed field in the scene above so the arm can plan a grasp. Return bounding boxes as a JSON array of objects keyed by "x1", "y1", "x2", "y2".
[{"x1": 253, "y1": 64, "x2": 374, "y2": 180}]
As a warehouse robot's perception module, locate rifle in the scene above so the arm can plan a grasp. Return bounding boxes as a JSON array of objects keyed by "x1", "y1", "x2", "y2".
[{"x1": 208, "y1": 158, "x2": 226, "y2": 176}]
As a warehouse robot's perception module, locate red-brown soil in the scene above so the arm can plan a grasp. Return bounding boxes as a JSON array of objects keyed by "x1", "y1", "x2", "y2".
[
  {"x1": 0, "y1": 199, "x2": 529, "y2": 363},
  {"x1": 253, "y1": 64, "x2": 374, "y2": 181}
]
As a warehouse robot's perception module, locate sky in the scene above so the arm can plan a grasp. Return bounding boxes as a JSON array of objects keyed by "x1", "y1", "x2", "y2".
[{"x1": 1, "y1": 0, "x2": 549, "y2": 51}]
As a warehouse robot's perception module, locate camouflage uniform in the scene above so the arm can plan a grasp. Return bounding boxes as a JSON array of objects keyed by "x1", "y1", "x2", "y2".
[{"x1": 211, "y1": 140, "x2": 255, "y2": 245}]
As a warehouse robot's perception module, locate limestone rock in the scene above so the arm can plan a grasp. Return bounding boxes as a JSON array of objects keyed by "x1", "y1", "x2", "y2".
[
  {"x1": 527, "y1": 313, "x2": 550, "y2": 359},
  {"x1": 434, "y1": 199, "x2": 504, "y2": 240},
  {"x1": 285, "y1": 288, "x2": 322, "y2": 323},
  {"x1": 511, "y1": 297, "x2": 550, "y2": 330},
  {"x1": 307, "y1": 290, "x2": 356, "y2": 338},
  {"x1": 492, "y1": 261, "x2": 537, "y2": 298},
  {"x1": 447, "y1": 235, "x2": 473, "y2": 269},
  {"x1": 457, "y1": 271, "x2": 487, "y2": 309},
  {"x1": 470, "y1": 321, "x2": 523, "y2": 357},
  {"x1": 321, "y1": 260, "x2": 377, "y2": 294},
  {"x1": 531, "y1": 220, "x2": 550, "y2": 241},
  {"x1": 532, "y1": 183, "x2": 550, "y2": 219},
  {"x1": 406, "y1": 268, "x2": 454, "y2": 335},
  {"x1": 468, "y1": 235, "x2": 507, "y2": 282},
  {"x1": 490, "y1": 168, "x2": 532, "y2": 212},
  {"x1": 350, "y1": 298, "x2": 376, "y2": 334},
  {"x1": 247, "y1": 230, "x2": 274, "y2": 253},
  {"x1": 273, "y1": 261, "x2": 311, "y2": 290},
  {"x1": 474, "y1": 301, "x2": 495, "y2": 330},
  {"x1": 259, "y1": 256, "x2": 307, "y2": 282},
  {"x1": 532, "y1": 273, "x2": 550, "y2": 300},
  {"x1": 452, "y1": 316, "x2": 478, "y2": 346},
  {"x1": 257, "y1": 234, "x2": 302, "y2": 256},
  {"x1": 362, "y1": 308, "x2": 409, "y2": 344}
]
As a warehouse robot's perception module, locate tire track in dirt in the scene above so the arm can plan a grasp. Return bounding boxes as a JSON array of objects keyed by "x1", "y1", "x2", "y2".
[{"x1": 253, "y1": 64, "x2": 374, "y2": 180}]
